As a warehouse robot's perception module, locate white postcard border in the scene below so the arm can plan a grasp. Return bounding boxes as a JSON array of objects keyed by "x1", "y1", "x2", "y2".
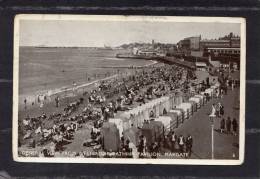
[{"x1": 13, "y1": 14, "x2": 246, "y2": 165}]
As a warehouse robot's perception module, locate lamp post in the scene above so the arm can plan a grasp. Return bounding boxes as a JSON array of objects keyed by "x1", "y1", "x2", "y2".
[{"x1": 210, "y1": 116, "x2": 215, "y2": 159}]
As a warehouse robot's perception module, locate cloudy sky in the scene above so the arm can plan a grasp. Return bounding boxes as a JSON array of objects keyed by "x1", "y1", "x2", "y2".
[{"x1": 19, "y1": 19, "x2": 241, "y2": 47}]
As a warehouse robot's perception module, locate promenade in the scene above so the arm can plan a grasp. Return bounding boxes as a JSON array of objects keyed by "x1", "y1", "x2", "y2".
[
  {"x1": 172, "y1": 86, "x2": 239, "y2": 159},
  {"x1": 48, "y1": 71, "x2": 240, "y2": 159},
  {"x1": 166, "y1": 70, "x2": 240, "y2": 159}
]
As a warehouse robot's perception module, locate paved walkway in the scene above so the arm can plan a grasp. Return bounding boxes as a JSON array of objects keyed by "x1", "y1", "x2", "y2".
[{"x1": 173, "y1": 87, "x2": 240, "y2": 159}]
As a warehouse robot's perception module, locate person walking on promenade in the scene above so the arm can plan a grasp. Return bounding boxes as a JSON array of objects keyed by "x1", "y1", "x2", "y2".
[
  {"x1": 232, "y1": 118, "x2": 238, "y2": 136},
  {"x1": 186, "y1": 135, "x2": 193, "y2": 157},
  {"x1": 224, "y1": 84, "x2": 228, "y2": 95},
  {"x1": 220, "y1": 118, "x2": 225, "y2": 133},
  {"x1": 171, "y1": 131, "x2": 177, "y2": 152},
  {"x1": 226, "y1": 117, "x2": 231, "y2": 134},
  {"x1": 178, "y1": 135, "x2": 185, "y2": 153},
  {"x1": 216, "y1": 103, "x2": 221, "y2": 117},
  {"x1": 220, "y1": 104, "x2": 225, "y2": 117}
]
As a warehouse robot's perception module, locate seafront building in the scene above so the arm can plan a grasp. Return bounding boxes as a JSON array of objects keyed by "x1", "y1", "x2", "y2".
[
  {"x1": 176, "y1": 32, "x2": 240, "y2": 70},
  {"x1": 117, "y1": 33, "x2": 240, "y2": 71}
]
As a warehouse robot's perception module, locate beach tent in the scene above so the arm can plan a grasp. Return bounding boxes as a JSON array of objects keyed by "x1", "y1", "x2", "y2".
[
  {"x1": 177, "y1": 103, "x2": 192, "y2": 119},
  {"x1": 148, "y1": 106, "x2": 156, "y2": 118},
  {"x1": 168, "y1": 95, "x2": 174, "y2": 109},
  {"x1": 189, "y1": 97, "x2": 201, "y2": 109},
  {"x1": 154, "y1": 116, "x2": 172, "y2": 132},
  {"x1": 149, "y1": 120, "x2": 164, "y2": 143},
  {"x1": 158, "y1": 97, "x2": 171, "y2": 116},
  {"x1": 166, "y1": 111, "x2": 179, "y2": 129},
  {"x1": 204, "y1": 88, "x2": 214, "y2": 97},
  {"x1": 211, "y1": 82, "x2": 220, "y2": 89},
  {"x1": 122, "y1": 119, "x2": 131, "y2": 132},
  {"x1": 194, "y1": 94, "x2": 205, "y2": 105},
  {"x1": 136, "y1": 111, "x2": 143, "y2": 128},
  {"x1": 151, "y1": 105, "x2": 158, "y2": 118},
  {"x1": 108, "y1": 118, "x2": 124, "y2": 137},
  {"x1": 101, "y1": 122, "x2": 120, "y2": 152},
  {"x1": 155, "y1": 103, "x2": 160, "y2": 117},
  {"x1": 130, "y1": 113, "x2": 139, "y2": 128},
  {"x1": 143, "y1": 108, "x2": 149, "y2": 121},
  {"x1": 120, "y1": 111, "x2": 137, "y2": 131},
  {"x1": 172, "y1": 108, "x2": 186, "y2": 120},
  {"x1": 187, "y1": 100, "x2": 197, "y2": 113},
  {"x1": 170, "y1": 109, "x2": 184, "y2": 123},
  {"x1": 162, "y1": 98, "x2": 171, "y2": 114},
  {"x1": 188, "y1": 98, "x2": 198, "y2": 111},
  {"x1": 159, "y1": 101, "x2": 164, "y2": 116},
  {"x1": 123, "y1": 126, "x2": 141, "y2": 146},
  {"x1": 171, "y1": 95, "x2": 183, "y2": 109},
  {"x1": 141, "y1": 123, "x2": 155, "y2": 147}
]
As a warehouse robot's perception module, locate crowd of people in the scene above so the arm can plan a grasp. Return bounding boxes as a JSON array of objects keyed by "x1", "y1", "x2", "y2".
[
  {"x1": 220, "y1": 117, "x2": 238, "y2": 136},
  {"x1": 19, "y1": 64, "x2": 198, "y2": 157},
  {"x1": 209, "y1": 70, "x2": 239, "y2": 136},
  {"x1": 19, "y1": 63, "x2": 239, "y2": 159},
  {"x1": 136, "y1": 131, "x2": 193, "y2": 158}
]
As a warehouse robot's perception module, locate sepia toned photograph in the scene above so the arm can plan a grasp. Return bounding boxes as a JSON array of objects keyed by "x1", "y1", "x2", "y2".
[{"x1": 13, "y1": 15, "x2": 245, "y2": 164}]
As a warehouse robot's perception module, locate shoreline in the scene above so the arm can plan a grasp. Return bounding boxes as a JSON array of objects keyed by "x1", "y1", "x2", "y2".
[{"x1": 18, "y1": 60, "x2": 159, "y2": 107}]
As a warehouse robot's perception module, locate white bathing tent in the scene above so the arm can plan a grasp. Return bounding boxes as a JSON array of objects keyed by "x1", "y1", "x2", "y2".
[
  {"x1": 154, "y1": 116, "x2": 172, "y2": 132},
  {"x1": 170, "y1": 109, "x2": 184, "y2": 124},
  {"x1": 202, "y1": 88, "x2": 214, "y2": 97},
  {"x1": 120, "y1": 95, "x2": 172, "y2": 128},
  {"x1": 177, "y1": 102, "x2": 192, "y2": 119},
  {"x1": 189, "y1": 97, "x2": 201, "y2": 108},
  {"x1": 194, "y1": 94, "x2": 205, "y2": 105},
  {"x1": 158, "y1": 96, "x2": 171, "y2": 115},
  {"x1": 169, "y1": 95, "x2": 183, "y2": 109},
  {"x1": 166, "y1": 111, "x2": 179, "y2": 129},
  {"x1": 211, "y1": 82, "x2": 220, "y2": 89}
]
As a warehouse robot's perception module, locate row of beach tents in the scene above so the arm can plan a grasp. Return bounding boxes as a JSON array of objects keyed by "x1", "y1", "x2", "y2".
[{"x1": 100, "y1": 82, "x2": 220, "y2": 152}]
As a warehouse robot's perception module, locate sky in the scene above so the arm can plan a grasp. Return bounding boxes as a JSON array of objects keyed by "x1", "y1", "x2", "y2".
[{"x1": 19, "y1": 20, "x2": 241, "y2": 47}]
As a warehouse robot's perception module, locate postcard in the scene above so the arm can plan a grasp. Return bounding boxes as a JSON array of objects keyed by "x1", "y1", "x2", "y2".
[{"x1": 13, "y1": 15, "x2": 246, "y2": 164}]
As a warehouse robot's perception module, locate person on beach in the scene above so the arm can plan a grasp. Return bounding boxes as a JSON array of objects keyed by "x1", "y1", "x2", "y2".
[
  {"x1": 55, "y1": 96, "x2": 60, "y2": 108},
  {"x1": 220, "y1": 118, "x2": 225, "y2": 133},
  {"x1": 232, "y1": 118, "x2": 238, "y2": 136},
  {"x1": 24, "y1": 98, "x2": 27, "y2": 110},
  {"x1": 226, "y1": 117, "x2": 231, "y2": 134},
  {"x1": 20, "y1": 64, "x2": 197, "y2": 154}
]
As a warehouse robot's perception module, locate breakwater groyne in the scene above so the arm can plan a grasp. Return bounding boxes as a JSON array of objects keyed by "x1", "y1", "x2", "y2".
[{"x1": 116, "y1": 54, "x2": 196, "y2": 70}]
